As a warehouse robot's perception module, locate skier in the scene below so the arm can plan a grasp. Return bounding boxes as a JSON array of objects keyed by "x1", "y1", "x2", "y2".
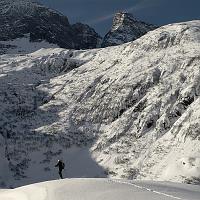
[{"x1": 55, "y1": 159, "x2": 65, "y2": 179}]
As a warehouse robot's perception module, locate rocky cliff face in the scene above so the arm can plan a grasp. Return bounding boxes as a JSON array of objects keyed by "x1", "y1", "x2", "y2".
[
  {"x1": 102, "y1": 12, "x2": 156, "y2": 47},
  {"x1": 0, "y1": 20, "x2": 200, "y2": 188},
  {"x1": 0, "y1": 0, "x2": 102, "y2": 54},
  {"x1": 0, "y1": 2, "x2": 159, "y2": 54},
  {"x1": 72, "y1": 23, "x2": 102, "y2": 49}
]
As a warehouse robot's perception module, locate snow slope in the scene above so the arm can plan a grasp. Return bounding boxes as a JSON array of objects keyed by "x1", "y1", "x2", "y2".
[
  {"x1": 0, "y1": 179, "x2": 200, "y2": 200},
  {"x1": 0, "y1": 34, "x2": 59, "y2": 54},
  {"x1": 0, "y1": 20, "x2": 200, "y2": 187}
]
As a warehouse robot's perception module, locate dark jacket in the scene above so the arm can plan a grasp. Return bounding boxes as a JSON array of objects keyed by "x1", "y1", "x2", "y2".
[{"x1": 55, "y1": 160, "x2": 65, "y2": 171}]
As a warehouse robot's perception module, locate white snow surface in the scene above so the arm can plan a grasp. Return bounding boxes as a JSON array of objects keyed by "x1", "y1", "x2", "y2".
[
  {"x1": 0, "y1": 178, "x2": 200, "y2": 200},
  {"x1": 0, "y1": 34, "x2": 59, "y2": 55},
  {"x1": 0, "y1": 20, "x2": 200, "y2": 187}
]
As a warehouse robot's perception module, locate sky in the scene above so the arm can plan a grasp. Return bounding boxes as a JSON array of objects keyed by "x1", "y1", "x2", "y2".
[{"x1": 38, "y1": 0, "x2": 200, "y2": 36}]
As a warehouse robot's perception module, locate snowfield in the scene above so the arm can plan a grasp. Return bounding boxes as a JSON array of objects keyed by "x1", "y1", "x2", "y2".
[
  {"x1": 0, "y1": 178, "x2": 200, "y2": 200},
  {"x1": 0, "y1": 20, "x2": 200, "y2": 188},
  {"x1": 0, "y1": 34, "x2": 59, "y2": 55}
]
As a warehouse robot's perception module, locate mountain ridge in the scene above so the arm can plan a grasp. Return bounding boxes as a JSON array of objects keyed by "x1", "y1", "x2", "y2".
[
  {"x1": 0, "y1": 1, "x2": 158, "y2": 54},
  {"x1": 0, "y1": 0, "x2": 102, "y2": 54},
  {"x1": 0, "y1": 20, "x2": 200, "y2": 187}
]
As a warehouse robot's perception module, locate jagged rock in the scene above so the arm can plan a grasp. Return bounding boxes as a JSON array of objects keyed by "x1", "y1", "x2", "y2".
[
  {"x1": 72, "y1": 23, "x2": 102, "y2": 49},
  {"x1": 0, "y1": 0, "x2": 101, "y2": 54},
  {"x1": 102, "y1": 12, "x2": 156, "y2": 47}
]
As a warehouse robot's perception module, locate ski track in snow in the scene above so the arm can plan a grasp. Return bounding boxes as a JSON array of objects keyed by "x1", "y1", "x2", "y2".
[
  {"x1": 109, "y1": 179, "x2": 184, "y2": 200},
  {"x1": 1, "y1": 178, "x2": 200, "y2": 200}
]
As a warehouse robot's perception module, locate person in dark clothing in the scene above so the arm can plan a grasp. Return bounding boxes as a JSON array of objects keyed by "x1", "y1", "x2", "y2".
[{"x1": 55, "y1": 160, "x2": 65, "y2": 179}]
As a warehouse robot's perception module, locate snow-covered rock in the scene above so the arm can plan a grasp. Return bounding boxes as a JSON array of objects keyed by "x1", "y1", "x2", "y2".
[
  {"x1": 0, "y1": 20, "x2": 200, "y2": 188},
  {"x1": 101, "y1": 12, "x2": 156, "y2": 47},
  {"x1": 0, "y1": 0, "x2": 102, "y2": 54}
]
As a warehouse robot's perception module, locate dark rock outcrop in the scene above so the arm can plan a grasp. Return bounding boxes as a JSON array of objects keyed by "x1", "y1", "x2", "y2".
[
  {"x1": 0, "y1": 0, "x2": 102, "y2": 51},
  {"x1": 102, "y1": 12, "x2": 157, "y2": 47},
  {"x1": 72, "y1": 23, "x2": 102, "y2": 49}
]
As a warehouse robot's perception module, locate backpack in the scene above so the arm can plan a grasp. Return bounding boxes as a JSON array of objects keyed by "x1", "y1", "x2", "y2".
[{"x1": 61, "y1": 162, "x2": 65, "y2": 169}]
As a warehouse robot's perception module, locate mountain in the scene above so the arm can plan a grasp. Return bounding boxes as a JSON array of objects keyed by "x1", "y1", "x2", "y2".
[
  {"x1": 0, "y1": 0, "x2": 102, "y2": 54},
  {"x1": 0, "y1": 20, "x2": 200, "y2": 188},
  {"x1": 0, "y1": 1, "x2": 158, "y2": 54},
  {"x1": 72, "y1": 23, "x2": 102, "y2": 49},
  {"x1": 1, "y1": 179, "x2": 200, "y2": 200},
  {"x1": 102, "y1": 12, "x2": 157, "y2": 47}
]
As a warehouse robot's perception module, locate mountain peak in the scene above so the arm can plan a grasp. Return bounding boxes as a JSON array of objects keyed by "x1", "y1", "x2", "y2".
[
  {"x1": 112, "y1": 12, "x2": 137, "y2": 31},
  {"x1": 102, "y1": 12, "x2": 156, "y2": 47},
  {"x1": 0, "y1": 0, "x2": 101, "y2": 53}
]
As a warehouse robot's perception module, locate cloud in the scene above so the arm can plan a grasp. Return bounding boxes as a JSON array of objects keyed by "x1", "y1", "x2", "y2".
[
  {"x1": 86, "y1": 0, "x2": 160, "y2": 25},
  {"x1": 86, "y1": 13, "x2": 115, "y2": 25}
]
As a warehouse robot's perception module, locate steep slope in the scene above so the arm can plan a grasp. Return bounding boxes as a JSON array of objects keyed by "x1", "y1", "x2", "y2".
[
  {"x1": 72, "y1": 23, "x2": 102, "y2": 49},
  {"x1": 0, "y1": 0, "x2": 102, "y2": 54},
  {"x1": 0, "y1": 20, "x2": 200, "y2": 188},
  {"x1": 102, "y1": 12, "x2": 156, "y2": 47}
]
